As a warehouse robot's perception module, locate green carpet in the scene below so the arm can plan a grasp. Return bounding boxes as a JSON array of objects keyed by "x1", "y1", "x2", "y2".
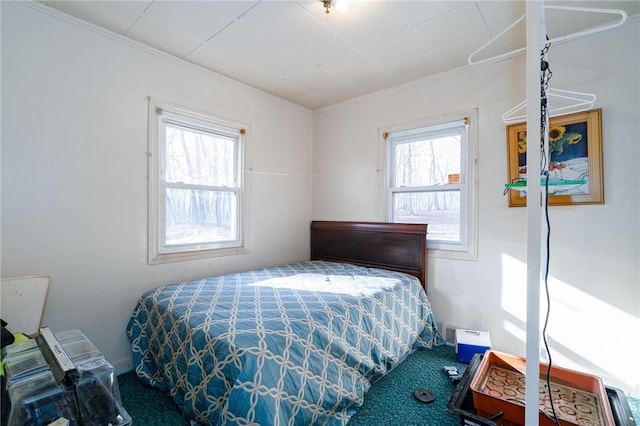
[
  {"x1": 117, "y1": 345, "x2": 639, "y2": 425},
  {"x1": 348, "y1": 345, "x2": 466, "y2": 425}
]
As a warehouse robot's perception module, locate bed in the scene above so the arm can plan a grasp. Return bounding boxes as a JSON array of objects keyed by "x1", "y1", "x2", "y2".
[{"x1": 127, "y1": 221, "x2": 442, "y2": 425}]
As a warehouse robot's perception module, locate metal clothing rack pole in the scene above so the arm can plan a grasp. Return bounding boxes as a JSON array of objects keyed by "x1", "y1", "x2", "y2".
[{"x1": 524, "y1": 2, "x2": 543, "y2": 425}]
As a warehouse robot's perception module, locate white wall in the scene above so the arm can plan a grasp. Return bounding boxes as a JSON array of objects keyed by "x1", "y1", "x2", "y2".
[
  {"x1": 1, "y1": 2, "x2": 313, "y2": 370},
  {"x1": 313, "y1": 19, "x2": 640, "y2": 396}
]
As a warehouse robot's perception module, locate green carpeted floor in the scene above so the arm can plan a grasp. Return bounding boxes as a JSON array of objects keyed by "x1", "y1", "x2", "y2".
[
  {"x1": 348, "y1": 345, "x2": 466, "y2": 425},
  {"x1": 117, "y1": 345, "x2": 639, "y2": 425}
]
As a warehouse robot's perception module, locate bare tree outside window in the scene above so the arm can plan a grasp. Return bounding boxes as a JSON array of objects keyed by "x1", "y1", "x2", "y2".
[
  {"x1": 148, "y1": 99, "x2": 244, "y2": 263},
  {"x1": 386, "y1": 113, "x2": 477, "y2": 258},
  {"x1": 391, "y1": 133, "x2": 461, "y2": 242},
  {"x1": 163, "y1": 124, "x2": 237, "y2": 246}
]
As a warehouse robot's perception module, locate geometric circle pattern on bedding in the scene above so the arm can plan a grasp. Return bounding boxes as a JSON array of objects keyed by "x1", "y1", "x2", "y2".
[{"x1": 127, "y1": 261, "x2": 443, "y2": 425}]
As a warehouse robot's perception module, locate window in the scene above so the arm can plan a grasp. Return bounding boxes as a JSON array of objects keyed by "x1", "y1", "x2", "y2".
[
  {"x1": 384, "y1": 110, "x2": 477, "y2": 260},
  {"x1": 148, "y1": 99, "x2": 246, "y2": 263}
]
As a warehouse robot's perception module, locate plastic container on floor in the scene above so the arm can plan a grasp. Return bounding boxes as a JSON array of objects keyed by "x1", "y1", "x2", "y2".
[
  {"x1": 448, "y1": 353, "x2": 637, "y2": 426},
  {"x1": 2, "y1": 328, "x2": 131, "y2": 426},
  {"x1": 469, "y1": 350, "x2": 613, "y2": 426}
]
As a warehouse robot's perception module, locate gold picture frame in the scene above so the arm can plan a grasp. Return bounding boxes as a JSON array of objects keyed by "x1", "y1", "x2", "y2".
[{"x1": 506, "y1": 108, "x2": 604, "y2": 207}]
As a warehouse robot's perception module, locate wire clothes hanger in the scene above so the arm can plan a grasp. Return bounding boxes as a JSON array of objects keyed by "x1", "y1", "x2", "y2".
[
  {"x1": 502, "y1": 88, "x2": 596, "y2": 124},
  {"x1": 472, "y1": 5, "x2": 626, "y2": 124},
  {"x1": 467, "y1": 5, "x2": 628, "y2": 67}
]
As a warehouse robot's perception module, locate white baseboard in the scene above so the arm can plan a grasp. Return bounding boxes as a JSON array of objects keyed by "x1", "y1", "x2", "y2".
[{"x1": 112, "y1": 355, "x2": 134, "y2": 375}]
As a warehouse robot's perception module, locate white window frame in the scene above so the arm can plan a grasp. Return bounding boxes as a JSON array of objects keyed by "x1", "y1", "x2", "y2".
[
  {"x1": 148, "y1": 98, "x2": 247, "y2": 264},
  {"x1": 383, "y1": 109, "x2": 478, "y2": 261}
]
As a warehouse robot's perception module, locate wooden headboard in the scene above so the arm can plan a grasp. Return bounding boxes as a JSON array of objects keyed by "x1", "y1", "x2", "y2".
[{"x1": 310, "y1": 221, "x2": 428, "y2": 291}]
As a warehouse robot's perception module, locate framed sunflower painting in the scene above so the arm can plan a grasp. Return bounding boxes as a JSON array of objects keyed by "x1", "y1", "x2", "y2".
[{"x1": 506, "y1": 108, "x2": 603, "y2": 207}]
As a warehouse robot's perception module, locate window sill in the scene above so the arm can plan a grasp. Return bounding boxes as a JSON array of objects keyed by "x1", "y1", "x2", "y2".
[
  {"x1": 428, "y1": 247, "x2": 477, "y2": 261},
  {"x1": 149, "y1": 246, "x2": 248, "y2": 264}
]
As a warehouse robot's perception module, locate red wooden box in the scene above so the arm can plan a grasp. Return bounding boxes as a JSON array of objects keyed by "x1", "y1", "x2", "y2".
[{"x1": 469, "y1": 350, "x2": 615, "y2": 426}]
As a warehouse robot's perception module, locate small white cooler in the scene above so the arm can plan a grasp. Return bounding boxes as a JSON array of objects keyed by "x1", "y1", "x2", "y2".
[{"x1": 455, "y1": 328, "x2": 491, "y2": 363}]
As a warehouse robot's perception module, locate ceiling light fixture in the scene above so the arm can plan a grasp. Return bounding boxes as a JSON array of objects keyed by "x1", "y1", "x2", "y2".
[
  {"x1": 321, "y1": 0, "x2": 332, "y2": 13},
  {"x1": 320, "y1": 0, "x2": 348, "y2": 14}
]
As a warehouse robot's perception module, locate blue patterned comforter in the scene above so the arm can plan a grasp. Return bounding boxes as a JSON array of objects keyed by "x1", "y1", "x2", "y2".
[{"x1": 127, "y1": 261, "x2": 442, "y2": 425}]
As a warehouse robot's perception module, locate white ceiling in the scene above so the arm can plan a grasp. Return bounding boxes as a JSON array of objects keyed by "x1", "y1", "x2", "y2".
[{"x1": 36, "y1": 0, "x2": 639, "y2": 110}]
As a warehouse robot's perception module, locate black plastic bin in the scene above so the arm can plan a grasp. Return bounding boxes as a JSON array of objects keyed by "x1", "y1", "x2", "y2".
[{"x1": 447, "y1": 353, "x2": 637, "y2": 426}]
